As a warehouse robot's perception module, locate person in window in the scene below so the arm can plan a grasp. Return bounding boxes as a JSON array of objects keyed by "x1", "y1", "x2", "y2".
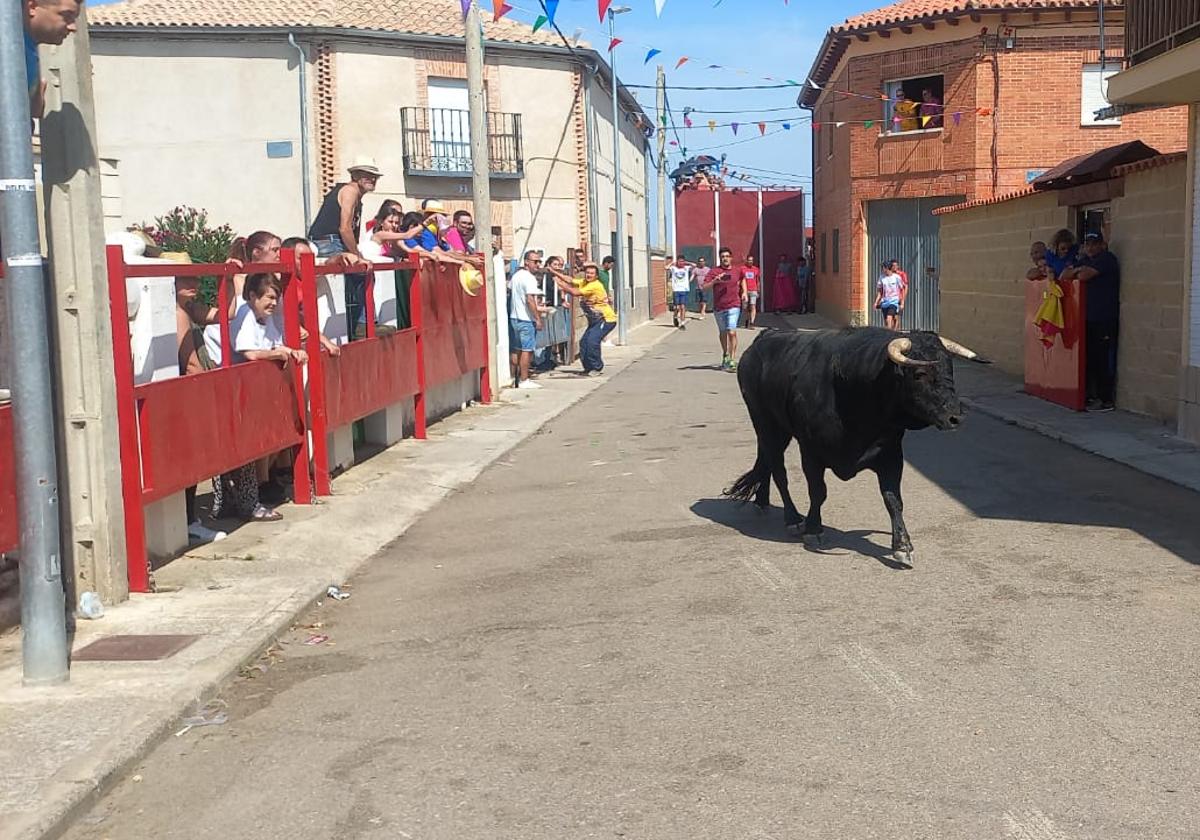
[
  {"x1": 1045, "y1": 229, "x2": 1078, "y2": 279},
  {"x1": 894, "y1": 93, "x2": 920, "y2": 132},
  {"x1": 1060, "y1": 233, "x2": 1120, "y2": 412},
  {"x1": 919, "y1": 86, "x2": 943, "y2": 128}
]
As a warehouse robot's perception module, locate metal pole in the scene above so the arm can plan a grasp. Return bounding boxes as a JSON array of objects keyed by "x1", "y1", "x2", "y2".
[
  {"x1": 609, "y1": 11, "x2": 627, "y2": 345},
  {"x1": 465, "y1": 0, "x2": 499, "y2": 397},
  {"x1": 0, "y1": 4, "x2": 69, "y2": 685},
  {"x1": 656, "y1": 65, "x2": 667, "y2": 254},
  {"x1": 287, "y1": 33, "x2": 313, "y2": 228}
]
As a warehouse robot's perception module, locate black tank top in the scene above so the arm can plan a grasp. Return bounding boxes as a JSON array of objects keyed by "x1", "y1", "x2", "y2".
[{"x1": 308, "y1": 183, "x2": 362, "y2": 241}]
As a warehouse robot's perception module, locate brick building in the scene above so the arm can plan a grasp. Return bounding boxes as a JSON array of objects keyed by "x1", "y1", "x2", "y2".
[{"x1": 799, "y1": 0, "x2": 1189, "y2": 327}]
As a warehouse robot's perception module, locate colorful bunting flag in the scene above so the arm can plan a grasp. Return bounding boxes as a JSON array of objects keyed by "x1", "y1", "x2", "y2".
[
  {"x1": 532, "y1": 13, "x2": 547, "y2": 31},
  {"x1": 757, "y1": 122, "x2": 766, "y2": 135},
  {"x1": 707, "y1": 120, "x2": 716, "y2": 132},
  {"x1": 952, "y1": 111, "x2": 962, "y2": 126},
  {"x1": 864, "y1": 119, "x2": 874, "y2": 128},
  {"x1": 920, "y1": 115, "x2": 931, "y2": 127},
  {"x1": 731, "y1": 122, "x2": 739, "y2": 135},
  {"x1": 708, "y1": 64, "x2": 722, "y2": 69},
  {"x1": 684, "y1": 116, "x2": 693, "y2": 128},
  {"x1": 835, "y1": 121, "x2": 846, "y2": 128},
  {"x1": 608, "y1": 37, "x2": 621, "y2": 51},
  {"x1": 545, "y1": 0, "x2": 559, "y2": 25},
  {"x1": 460, "y1": 0, "x2": 470, "y2": 19},
  {"x1": 598, "y1": 0, "x2": 612, "y2": 22},
  {"x1": 976, "y1": 107, "x2": 992, "y2": 116},
  {"x1": 655, "y1": 0, "x2": 666, "y2": 16},
  {"x1": 892, "y1": 116, "x2": 901, "y2": 125},
  {"x1": 669, "y1": 140, "x2": 678, "y2": 146},
  {"x1": 676, "y1": 56, "x2": 690, "y2": 70},
  {"x1": 813, "y1": 123, "x2": 820, "y2": 131},
  {"x1": 782, "y1": 123, "x2": 791, "y2": 130},
  {"x1": 644, "y1": 48, "x2": 661, "y2": 64},
  {"x1": 493, "y1": 1, "x2": 512, "y2": 21}
]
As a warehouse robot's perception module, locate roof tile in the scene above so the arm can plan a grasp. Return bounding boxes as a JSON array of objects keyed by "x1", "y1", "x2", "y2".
[
  {"x1": 90, "y1": 0, "x2": 567, "y2": 46},
  {"x1": 837, "y1": 0, "x2": 1101, "y2": 33}
]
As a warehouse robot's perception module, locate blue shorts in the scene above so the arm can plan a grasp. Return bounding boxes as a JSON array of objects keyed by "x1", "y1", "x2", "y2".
[
  {"x1": 881, "y1": 303, "x2": 900, "y2": 318},
  {"x1": 672, "y1": 291, "x2": 689, "y2": 306},
  {"x1": 510, "y1": 318, "x2": 536, "y2": 352},
  {"x1": 715, "y1": 308, "x2": 741, "y2": 332}
]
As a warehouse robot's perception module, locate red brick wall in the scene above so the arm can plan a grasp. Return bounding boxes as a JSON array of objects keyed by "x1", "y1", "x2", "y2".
[{"x1": 810, "y1": 31, "x2": 1190, "y2": 323}]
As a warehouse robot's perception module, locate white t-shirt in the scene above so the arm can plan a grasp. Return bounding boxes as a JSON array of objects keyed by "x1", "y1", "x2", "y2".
[
  {"x1": 510, "y1": 268, "x2": 540, "y2": 322},
  {"x1": 668, "y1": 265, "x2": 692, "y2": 293},
  {"x1": 231, "y1": 301, "x2": 283, "y2": 363}
]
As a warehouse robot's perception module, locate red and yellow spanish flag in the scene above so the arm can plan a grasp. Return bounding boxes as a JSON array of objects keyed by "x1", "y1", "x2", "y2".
[{"x1": 1033, "y1": 280, "x2": 1065, "y2": 347}]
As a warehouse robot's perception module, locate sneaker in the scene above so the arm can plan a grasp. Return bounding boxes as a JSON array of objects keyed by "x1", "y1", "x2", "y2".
[
  {"x1": 1094, "y1": 401, "x2": 1115, "y2": 413},
  {"x1": 586, "y1": 370, "x2": 603, "y2": 377},
  {"x1": 728, "y1": 359, "x2": 739, "y2": 372},
  {"x1": 720, "y1": 355, "x2": 731, "y2": 371},
  {"x1": 188, "y1": 521, "x2": 227, "y2": 543},
  {"x1": 517, "y1": 379, "x2": 542, "y2": 390}
]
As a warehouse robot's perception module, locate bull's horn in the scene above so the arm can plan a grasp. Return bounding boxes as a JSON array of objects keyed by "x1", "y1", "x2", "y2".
[
  {"x1": 939, "y1": 336, "x2": 979, "y2": 360},
  {"x1": 886, "y1": 337, "x2": 935, "y2": 367}
]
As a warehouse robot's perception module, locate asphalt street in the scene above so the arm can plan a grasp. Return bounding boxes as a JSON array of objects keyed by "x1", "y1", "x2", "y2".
[{"x1": 67, "y1": 316, "x2": 1200, "y2": 840}]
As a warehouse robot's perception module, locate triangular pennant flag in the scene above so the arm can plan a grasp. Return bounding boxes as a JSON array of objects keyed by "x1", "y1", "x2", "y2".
[
  {"x1": 608, "y1": 37, "x2": 621, "y2": 51},
  {"x1": 977, "y1": 107, "x2": 992, "y2": 116},
  {"x1": 880, "y1": 93, "x2": 889, "y2": 101},
  {"x1": 757, "y1": 122, "x2": 766, "y2": 135},
  {"x1": 598, "y1": 0, "x2": 612, "y2": 21},
  {"x1": 813, "y1": 123, "x2": 820, "y2": 131},
  {"x1": 676, "y1": 56, "x2": 689, "y2": 70},
  {"x1": 532, "y1": 13, "x2": 548, "y2": 31},
  {"x1": 707, "y1": 120, "x2": 716, "y2": 132},
  {"x1": 644, "y1": 48, "x2": 661, "y2": 64},
  {"x1": 708, "y1": 64, "x2": 722, "y2": 69},
  {"x1": 460, "y1": 0, "x2": 471, "y2": 18},
  {"x1": 782, "y1": 123, "x2": 791, "y2": 130},
  {"x1": 545, "y1": 0, "x2": 559, "y2": 24},
  {"x1": 892, "y1": 116, "x2": 901, "y2": 125},
  {"x1": 659, "y1": 113, "x2": 667, "y2": 126},
  {"x1": 655, "y1": 0, "x2": 666, "y2": 16},
  {"x1": 786, "y1": 80, "x2": 800, "y2": 86},
  {"x1": 920, "y1": 115, "x2": 931, "y2": 127},
  {"x1": 952, "y1": 111, "x2": 962, "y2": 126},
  {"x1": 731, "y1": 122, "x2": 739, "y2": 135},
  {"x1": 864, "y1": 119, "x2": 874, "y2": 128},
  {"x1": 684, "y1": 116, "x2": 693, "y2": 128},
  {"x1": 493, "y1": 1, "x2": 512, "y2": 21},
  {"x1": 669, "y1": 140, "x2": 678, "y2": 146},
  {"x1": 835, "y1": 121, "x2": 846, "y2": 128},
  {"x1": 807, "y1": 78, "x2": 822, "y2": 89}
]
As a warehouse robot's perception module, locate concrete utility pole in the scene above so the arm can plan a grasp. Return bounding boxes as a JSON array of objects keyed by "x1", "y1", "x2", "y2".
[
  {"x1": 464, "y1": 0, "x2": 499, "y2": 397},
  {"x1": 0, "y1": 2, "x2": 69, "y2": 684},
  {"x1": 40, "y1": 14, "x2": 130, "y2": 606},
  {"x1": 656, "y1": 64, "x2": 667, "y2": 255}
]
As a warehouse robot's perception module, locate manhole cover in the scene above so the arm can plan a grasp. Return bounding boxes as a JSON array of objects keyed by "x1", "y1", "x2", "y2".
[{"x1": 74, "y1": 634, "x2": 200, "y2": 662}]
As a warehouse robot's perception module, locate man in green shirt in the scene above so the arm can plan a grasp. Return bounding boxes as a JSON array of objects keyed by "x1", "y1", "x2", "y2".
[{"x1": 599, "y1": 255, "x2": 615, "y2": 299}]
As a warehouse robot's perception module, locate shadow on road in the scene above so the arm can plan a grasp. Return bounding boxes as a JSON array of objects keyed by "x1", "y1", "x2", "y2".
[{"x1": 690, "y1": 497, "x2": 906, "y2": 569}]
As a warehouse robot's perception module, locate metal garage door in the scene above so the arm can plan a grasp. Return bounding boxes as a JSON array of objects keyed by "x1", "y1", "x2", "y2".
[{"x1": 866, "y1": 196, "x2": 964, "y2": 332}]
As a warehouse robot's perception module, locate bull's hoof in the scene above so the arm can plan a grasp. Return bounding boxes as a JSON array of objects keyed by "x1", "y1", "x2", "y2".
[
  {"x1": 892, "y1": 550, "x2": 914, "y2": 567},
  {"x1": 753, "y1": 502, "x2": 769, "y2": 516},
  {"x1": 802, "y1": 532, "x2": 825, "y2": 549}
]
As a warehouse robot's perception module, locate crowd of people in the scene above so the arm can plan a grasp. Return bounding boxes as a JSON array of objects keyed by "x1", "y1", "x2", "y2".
[{"x1": 1026, "y1": 227, "x2": 1121, "y2": 412}]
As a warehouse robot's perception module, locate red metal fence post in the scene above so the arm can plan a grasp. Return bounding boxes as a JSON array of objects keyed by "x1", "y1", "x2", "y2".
[
  {"x1": 478, "y1": 258, "x2": 493, "y2": 404},
  {"x1": 411, "y1": 256, "x2": 427, "y2": 440},
  {"x1": 300, "y1": 251, "x2": 332, "y2": 496},
  {"x1": 280, "y1": 249, "x2": 312, "y2": 505},
  {"x1": 105, "y1": 245, "x2": 149, "y2": 593},
  {"x1": 364, "y1": 268, "x2": 377, "y2": 340}
]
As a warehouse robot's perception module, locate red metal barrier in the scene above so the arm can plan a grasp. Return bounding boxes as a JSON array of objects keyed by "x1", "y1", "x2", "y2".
[
  {"x1": 0, "y1": 404, "x2": 17, "y2": 554},
  {"x1": 419, "y1": 260, "x2": 489, "y2": 387},
  {"x1": 1024, "y1": 277, "x2": 1086, "y2": 411},
  {"x1": 108, "y1": 245, "x2": 312, "y2": 591}
]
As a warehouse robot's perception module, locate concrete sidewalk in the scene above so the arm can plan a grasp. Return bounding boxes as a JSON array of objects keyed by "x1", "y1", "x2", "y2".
[
  {"x1": 764, "y1": 313, "x2": 1200, "y2": 494},
  {"x1": 0, "y1": 314, "x2": 678, "y2": 840}
]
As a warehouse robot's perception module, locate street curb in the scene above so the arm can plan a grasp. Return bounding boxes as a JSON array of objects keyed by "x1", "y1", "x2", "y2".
[
  {"x1": 961, "y1": 396, "x2": 1200, "y2": 495},
  {"x1": 21, "y1": 316, "x2": 679, "y2": 840}
]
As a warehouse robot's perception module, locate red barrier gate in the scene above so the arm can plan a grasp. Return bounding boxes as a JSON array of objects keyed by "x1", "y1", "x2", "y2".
[{"x1": 1024, "y1": 277, "x2": 1086, "y2": 411}]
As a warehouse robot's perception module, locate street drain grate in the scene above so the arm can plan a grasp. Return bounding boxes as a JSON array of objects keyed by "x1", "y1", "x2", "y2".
[{"x1": 74, "y1": 634, "x2": 200, "y2": 662}]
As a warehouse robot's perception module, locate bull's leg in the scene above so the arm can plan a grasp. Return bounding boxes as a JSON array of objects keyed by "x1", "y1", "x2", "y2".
[
  {"x1": 800, "y1": 454, "x2": 828, "y2": 548},
  {"x1": 767, "y1": 439, "x2": 802, "y2": 529},
  {"x1": 874, "y1": 444, "x2": 914, "y2": 564}
]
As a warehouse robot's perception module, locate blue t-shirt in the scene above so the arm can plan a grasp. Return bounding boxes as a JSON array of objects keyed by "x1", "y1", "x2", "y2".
[
  {"x1": 25, "y1": 31, "x2": 40, "y2": 95},
  {"x1": 403, "y1": 227, "x2": 449, "y2": 252},
  {"x1": 1045, "y1": 246, "x2": 1078, "y2": 279}
]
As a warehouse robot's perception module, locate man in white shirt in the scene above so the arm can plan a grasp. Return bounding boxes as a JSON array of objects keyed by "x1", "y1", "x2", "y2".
[
  {"x1": 667, "y1": 255, "x2": 694, "y2": 329},
  {"x1": 509, "y1": 250, "x2": 545, "y2": 389}
]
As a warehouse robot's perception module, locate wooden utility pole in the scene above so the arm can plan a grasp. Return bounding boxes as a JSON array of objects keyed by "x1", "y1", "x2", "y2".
[{"x1": 656, "y1": 65, "x2": 668, "y2": 254}]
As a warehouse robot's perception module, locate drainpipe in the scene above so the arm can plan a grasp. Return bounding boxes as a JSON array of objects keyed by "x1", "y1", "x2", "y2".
[
  {"x1": 1098, "y1": 0, "x2": 1106, "y2": 69},
  {"x1": 287, "y1": 33, "x2": 313, "y2": 228},
  {"x1": 582, "y1": 61, "x2": 601, "y2": 262}
]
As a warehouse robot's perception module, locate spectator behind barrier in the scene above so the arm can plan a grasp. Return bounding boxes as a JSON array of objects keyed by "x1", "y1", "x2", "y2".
[
  {"x1": 279, "y1": 237, "x2": 342, "y2": 357},
  {"x1": 361, "y1": 203, "x2": 422, "y2": 262}
]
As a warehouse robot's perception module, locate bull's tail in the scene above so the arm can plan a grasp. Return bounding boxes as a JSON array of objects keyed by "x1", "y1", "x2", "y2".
[{"x1": 724, "y1": 456, "x2": 770, "y2": 504}]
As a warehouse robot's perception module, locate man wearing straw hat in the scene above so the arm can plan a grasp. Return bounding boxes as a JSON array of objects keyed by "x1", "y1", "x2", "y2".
[{"x1": 307, "y1": 157, "x2": 381, "y2": 262}]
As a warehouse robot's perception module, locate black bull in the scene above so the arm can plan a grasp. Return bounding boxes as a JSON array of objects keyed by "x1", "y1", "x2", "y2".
[{"x1": 726, "y1": 327, "x2": 985, "y2": 565}]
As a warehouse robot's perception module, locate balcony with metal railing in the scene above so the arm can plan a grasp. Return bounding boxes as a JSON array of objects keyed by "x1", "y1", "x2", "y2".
[
  {"x1": 1125, "y1": 0, "x2": 1200, "y2": 65},
  {"x1": 400, "y1": 108, "x2": 523, "y2": 178}
]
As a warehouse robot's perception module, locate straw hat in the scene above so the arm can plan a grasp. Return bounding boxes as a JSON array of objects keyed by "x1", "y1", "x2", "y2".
[
  {"x1": 421, "y1": 198, "x2": 447, "y2": 215},
  {"x1": 459, "y1": 264, "x2": 484, "y2": 297},
  {"x1": 347, "y1": 156, "x2": 383, "y2": 177}
]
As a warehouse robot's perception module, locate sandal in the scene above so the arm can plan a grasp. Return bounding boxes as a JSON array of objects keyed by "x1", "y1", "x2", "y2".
[{"x1": 249, "y1": 504, "x2": 282, "y2": 522}]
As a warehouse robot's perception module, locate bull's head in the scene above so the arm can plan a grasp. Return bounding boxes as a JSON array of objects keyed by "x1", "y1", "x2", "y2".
[{"x1": 886, "y1": 333, "x2": 982, "y2": 431}]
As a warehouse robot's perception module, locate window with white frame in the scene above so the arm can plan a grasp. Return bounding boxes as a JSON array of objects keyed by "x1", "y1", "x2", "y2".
[
  {"x1": 883, "y1": 74, "x2": 944, "y2": 134},
  {"x1": 1081, "y1": 63, "x2": 1121, "y2": 126}
]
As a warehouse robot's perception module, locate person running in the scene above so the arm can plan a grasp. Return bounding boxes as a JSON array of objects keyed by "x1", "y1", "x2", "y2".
[
  {"x1": 741, "y1": 253, "x2": 761, "y2": 328},
  {"x1": 875, "y1": 261, "x2": 906, "y2": 330},
  {"x1": 667, "y1": 255, "x2": 693, "y2": 328},
  {"x1": 692, "y1": 256, "x2": 712, "y2": 315},
  {"x1": 701, "y1": 247, "x2": 746, "y2": 371}
]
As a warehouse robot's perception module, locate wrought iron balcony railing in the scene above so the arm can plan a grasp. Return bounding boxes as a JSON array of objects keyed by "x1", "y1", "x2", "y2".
[
  {"x1": 1124, "y1": 0, "x2": 1200, "y2": 65},
  {"x1": 400, "y1": 108, "x2": 523, "y2": 178}
]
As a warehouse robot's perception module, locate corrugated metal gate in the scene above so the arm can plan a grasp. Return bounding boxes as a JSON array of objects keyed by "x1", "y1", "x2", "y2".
[{"x1": 866, "y1": 196, "x2": 964, "y2": 332}]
